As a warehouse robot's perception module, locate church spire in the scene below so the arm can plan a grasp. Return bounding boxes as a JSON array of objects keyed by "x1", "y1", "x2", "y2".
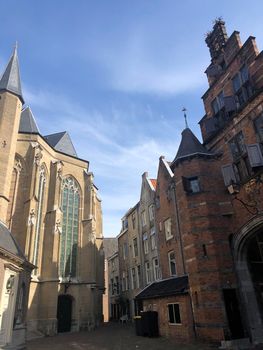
[{"x1": 0, "y1": 45, "x2": 24, "y2": 104}]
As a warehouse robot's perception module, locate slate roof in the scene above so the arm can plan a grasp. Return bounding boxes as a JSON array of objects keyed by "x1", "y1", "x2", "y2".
[
  {"x1": 0, "y1": 46, "x2": 24, "y2": 103},
  {"x1": 44, "y1": 131, "x2": 77, "y2": 157},
  {"x1": 172, "y1": 128, "x2": 214, "y2": 165},
  {"x1": 19, "y1": 106, "x2": 39, "y2": 133},
  {"x1": 135, "y1": 275, "x2": 189, "y2": 300},
  {"x1": 0, "y1": 221, "x2": 26, "y2": 260}
]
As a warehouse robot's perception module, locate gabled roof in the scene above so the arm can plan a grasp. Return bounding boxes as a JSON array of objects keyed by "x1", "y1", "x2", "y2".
[
  {"x1": 0, "y1": 46, "x2": 24, "y2": 103},
  {"x1": 135, "y1": 275, "x2": 189, "y2": 300},
  {"x1": 44, "y1": 131, "x2": 77, "y2": 157},
  {"x1": 0, "y1": 221, "x2": 26, "y2": 260},
  {"x1": 19, "y1": 106, "x2": 39, "y2": 133},
  {"x1": 172, "y1": 128, "x2": 214, "y2": 165}
]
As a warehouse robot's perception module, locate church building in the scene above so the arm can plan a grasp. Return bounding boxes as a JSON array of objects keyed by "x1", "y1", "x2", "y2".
[{"x1": 0, "y1": 46, "x2": 104, "y2": 344}]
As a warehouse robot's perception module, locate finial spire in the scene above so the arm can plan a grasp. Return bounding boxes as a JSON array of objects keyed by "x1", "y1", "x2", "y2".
[
  {"x1": 182, "y1": 107, "x2": 188, "y2": 129},
  {"x1": 0, "y1": 45, "x2": 24, "y2": 103}
]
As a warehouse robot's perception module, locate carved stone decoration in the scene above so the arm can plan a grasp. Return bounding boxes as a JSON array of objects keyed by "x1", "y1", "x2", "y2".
[
  {"x1": 28, "y1": 209, "x2": 35, "y2": 226},
  {"x1": 52, "y1": 160, "x2": 64, "y2": 179},
  {"x1": 34, "y1": 149, "x2": 43, "y2": 166},
  {"x1": 55, "y1": 219, "x2": 62, "y2": 235},
  {"x1": 31, "y1": 142, "x2": 43, "y2": 166},
  {"x1": 14, "y1": 158, "x2": 23, "y2": 173}
]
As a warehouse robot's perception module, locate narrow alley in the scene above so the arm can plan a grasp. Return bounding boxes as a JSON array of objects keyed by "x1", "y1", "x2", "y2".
[{"x1": 26, "y1": 323, "x2": 213, "y2": 350}]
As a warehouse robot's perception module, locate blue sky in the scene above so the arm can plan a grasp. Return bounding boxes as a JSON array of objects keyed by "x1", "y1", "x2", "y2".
[{"x1": 1, "y1": 1, "x2": 263, "y2": 237}]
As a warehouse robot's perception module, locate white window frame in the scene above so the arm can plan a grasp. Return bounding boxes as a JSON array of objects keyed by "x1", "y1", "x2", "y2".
[
  {"x1": 153, "y1": 258, "x2": 161, "y2": 281},
  {"x1": 141, "y1": 210, "x2": 147, "y2": 227},
  {"x1": 164, "y1": 218, "x2": 173, "y2": 240},
  {"x1": 167, "y1": 303, "x2": 182, "y2": 325},
  {"x1": 145, "y1": 261, "x2": 151, "y2": 284},
  {"x1": 133, "y1": 237, "x2": 138, "y2": 257},
  {"x1": 150, "y1": 227, "x2": 156, "y2": 250},
  {"x1": 148, "y1": 204, "x2": 155, "y2": 221},
  {"x1": 143, "y1": 233, "x2": 149, "y2": 254}
]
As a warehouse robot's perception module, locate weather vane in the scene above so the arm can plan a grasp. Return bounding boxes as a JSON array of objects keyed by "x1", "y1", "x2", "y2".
[{"x1": 182, "y1": 107, "x2": 188, "y2": 129}]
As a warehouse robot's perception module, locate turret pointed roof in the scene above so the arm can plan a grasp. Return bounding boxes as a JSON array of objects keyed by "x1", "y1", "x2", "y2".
[
  {"x1": 19, "y1": 106, "x2": 39, "y2": 133},
  {"x1": 44, "y1": 131, "x2": 77, "y2": 157},
  {"x1": 0, "y1": 45, "x2": 24, "y2": 103},
  {"x1": 172, "y1": 128, "x2": 214, "y2": 165}
]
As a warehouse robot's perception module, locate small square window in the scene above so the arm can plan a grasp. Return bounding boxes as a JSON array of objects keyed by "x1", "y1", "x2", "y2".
[{"x1": 182, "y1": 176, "x2": 201, "y2": 194}]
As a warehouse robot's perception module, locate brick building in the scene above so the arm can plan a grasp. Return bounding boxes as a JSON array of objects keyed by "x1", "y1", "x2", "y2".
[{"x1": 136, "y1": 20, "x2": 263, "y2": 348}]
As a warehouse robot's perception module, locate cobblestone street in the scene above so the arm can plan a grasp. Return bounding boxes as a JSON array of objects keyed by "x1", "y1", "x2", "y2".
[{"x1": 26, "y1": 323, "x2": 213, "y2": 350}]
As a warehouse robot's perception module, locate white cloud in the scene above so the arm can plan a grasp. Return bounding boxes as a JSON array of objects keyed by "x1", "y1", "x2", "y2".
[{"x1": 24, "y1": 85, "x2": 181, "y2": 237}]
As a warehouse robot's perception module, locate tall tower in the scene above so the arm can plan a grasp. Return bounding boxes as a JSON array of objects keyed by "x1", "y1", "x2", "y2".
[{"x1": 0, "y1": 46, "x2": 24, "y2": 223}]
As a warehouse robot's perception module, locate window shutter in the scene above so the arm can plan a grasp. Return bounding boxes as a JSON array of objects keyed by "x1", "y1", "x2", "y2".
[
  {"x1": 247, "y1": 143, "x2": 263, "y2": 167},
  {"x1": 204, "y1": 117, "x2": 217, "y2": 134},
  {"x1": 224, "y1": 96, "x2": 236, "y2": 112},
  {"x1": 221, "y1": 164, "x2": 237, "y2": 186}
]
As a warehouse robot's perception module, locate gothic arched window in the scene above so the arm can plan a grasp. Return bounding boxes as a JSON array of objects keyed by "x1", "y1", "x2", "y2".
[
  {"x1": 32, "y1": 166, "x2": 46, "y2": 273},
  {"x1": 59, "y1": 177, "x2": 80, "y2": 277}
]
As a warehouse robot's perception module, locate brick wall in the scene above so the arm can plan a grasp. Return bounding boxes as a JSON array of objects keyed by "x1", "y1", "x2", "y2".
[{"x1": 142, "y1": 294, "x2": 195, "y2": 342}]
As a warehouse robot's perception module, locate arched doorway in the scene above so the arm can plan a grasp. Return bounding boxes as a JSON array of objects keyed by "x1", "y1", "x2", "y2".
[
  {"x1": 233, "y1": 217, "x2": 263, "y2": 344},
  {"x1": 57, "y1": 295, "x2": 72, "y2": 333}
]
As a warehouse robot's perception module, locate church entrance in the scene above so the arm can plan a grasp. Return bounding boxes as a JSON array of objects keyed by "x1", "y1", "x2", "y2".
[
  {"x1": 233, "y1": 218, "x2": 263, "y2": 344},
  {"x1": 57, "y1": 295, "x2": 72, "y2": 333}
]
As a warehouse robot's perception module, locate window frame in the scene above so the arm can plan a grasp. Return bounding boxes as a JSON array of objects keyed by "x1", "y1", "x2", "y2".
[
  {"x1": 143, "y1": 233, "x2": 149, "y2": 254},
  {"x1": 228, "y1": 131, "x2": 252, "y2": 182},
  {"x1": 168, "y1": 250, "x2": 177, "y2": 276},
  {"x1": 167, "y1": 303, "x2": 182, "y2": 325},
  {"x1": 145, "y1": 261, "x2": 151, "y2": 284},
  {"x1": 164, "y1": 218, "x2": 173, "y2": 240},
  {"x1": 133, "y1": 237, "x2": 138, "y2": 257},
  {"x1": 59, "y1": 176, "x2": 80, "y2": 278}
]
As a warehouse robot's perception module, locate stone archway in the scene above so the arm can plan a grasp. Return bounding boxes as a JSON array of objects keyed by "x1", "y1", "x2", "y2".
[{"x1": 233, "y1": 215, "x2": 263, "y2": 344}]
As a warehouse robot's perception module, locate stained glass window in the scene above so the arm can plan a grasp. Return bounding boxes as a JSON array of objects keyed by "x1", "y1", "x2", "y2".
[{"x1": 59, "y1": 177, "x2": 80, "y2": 277}]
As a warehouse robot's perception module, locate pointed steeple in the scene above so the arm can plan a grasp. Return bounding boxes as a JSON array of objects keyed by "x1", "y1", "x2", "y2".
[
  {"x1": 172, "y1": 127, "x2": 215, "y2": 166},
  {"x1": 19, "y1": 106, "x2": 39, "y2": 133},
  {"x1": 0, "y1": 45, "x2": 24, "y2": 103}
]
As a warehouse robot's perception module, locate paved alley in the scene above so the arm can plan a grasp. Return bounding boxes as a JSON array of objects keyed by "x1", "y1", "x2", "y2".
[{"x1": 26, "y1": 322, "x2": 214, "y2": 350}]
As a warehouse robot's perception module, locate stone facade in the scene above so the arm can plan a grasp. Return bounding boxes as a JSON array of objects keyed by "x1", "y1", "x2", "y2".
[
  {"x1": 0, "y1": 47, "x2": 104, "y2": 339},
  {"x1": 108, "y1": 252, "x2": 120, "y2": 320},
  {"x1": 139, "y1": 173, "x2": 161, "y2": 287},
  {"x1": 117, "y1": 203, "x2": 141, "y2": 318}
]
